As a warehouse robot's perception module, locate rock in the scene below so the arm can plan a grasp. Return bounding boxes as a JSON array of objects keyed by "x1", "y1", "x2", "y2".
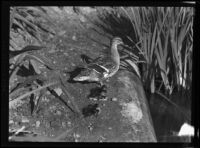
[
  {"x1": 89, "y1": 97, "x2": 98, "y2": 101},
  {"x1": 72, "y1": 35, "x2": 77, "y2": 41},
  {"x1": 21, "y1": 117, "x2": 29, "y2": 123},
  {"x1": 78, "y1": 7, "x2": 96, "y2": 14},
  {"x1": 56, "y1": 110, "x2": 62, "y2": 116},
  {"x1": 54, "y1": 88, "x2": 63, "y2": 96},
  {"x1": 88, "y1": 123, "x2": 93, "y2": 131},
  {"x1": 120, "y1": 101, "x2": 143, "y2": 123},
  {"x1": 62, "y1": 122, "x2": 66, "y2": 128},
  {"x1": 67, "y1": 121, "x2": 72, "y2": 127},
  {"x1": 36, "y1": 121, "x2": 40, "y2": 128},
  {"x1": 71, "y1": 71, "x2": 157, "y2": 142},
  {"x1": 108, "y1": 127, "x2": 112, "y2": 130},
  {"x1": 111, "y1": 97, "x2": 118, "y2": 101},
  {"x1": 98, "y1": 96, "x2": 108, "y2": 101},
  {"x1": 9, "y1": 120, "x2": 14, "y2": 124}
]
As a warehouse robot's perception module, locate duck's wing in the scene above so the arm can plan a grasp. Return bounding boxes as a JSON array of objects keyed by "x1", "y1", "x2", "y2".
[
  {"x1": 100, "y1": 58, "x2": 116, "y2": 70},
  {"x1": 73, "y1": 56, "x2": 107, "y2": 82},
  {"x1": 87, "y1": 62, "x2": 109, "y2": 74},
  {"x1": 90, "y1": 55, "x2": 104, "y2": 64},
  {"x1": 87, "y1": 57, "x2": 117, "y2": 75},
  {"x1": 73, "y1": 68, "x2": 100, "y2": 82}
]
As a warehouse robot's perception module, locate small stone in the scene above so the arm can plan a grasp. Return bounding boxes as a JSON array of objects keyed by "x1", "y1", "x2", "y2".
[
  {"x1": 111, "y1": 97, "x2": 118, "y2": 101},
  {"x1": 108, "y1": 127, "x2": 112, "y2": 130},
  {"x1": 64, "y1": 52, "x2": 68, "y2": 56},
  {"x1": 89, "y1": 97, "x2": 98, "y2": 101},
  {"x1": 98, "y1": 136, "x2": 106, "y2": 142},
  {"x1": 54, "y1": 88, "x2": 63, "y2": 96},
  {"x1": 58, "y1": 31, "x2": 66, "y2": 36},
  {"x1": 9, "y1": 120, "x2": 14, "y2": 124},
  {"x1": 48, "y1": 48, "x2": 56, "y2": 53},
  {"x1": 46, "y1": 91, "x2": 51, "y2": 95},
  {"x1": 99, "y1": 96, "x2": 108, "y2": 101},
  {"x1": 43, "y1": 71, "x2": 47, "y2": 77},
  {"x1": 62, "y1": 122, "x2": 66, "y2": 128},
  {"x1": 36, "y1": 121, "x2": 40, "y2": 128},
  {"x1": 80, "y1": 16, "x2": 86, "y2": 22},
  {"x1": 74, "y1": 133, "x2": 80, "y2": 142},
  {"x1": 51, "y1": 134, "x2": 55, "y2": 137},
  {"x1": 76, "y1": 134, "x2": 80, "y2": 138},
  {"x1": 71, "y1": 63, "x2": 75, "y2": 67},
  {"x1": 88, "y1": 124, "x2": 93, "y2": 131},
  {"x1": 72, "y1": 35, "x2": 77, "y2": 41},
  {"x1": 21, "y1": 117, "x2": 29, "y2": 123},
  {"x1": 43, "y1": 96, "x2": 50, "y2": 103},
  {"x1": 43, "y1": 122, "x2": 49, "y2": 128},
  {"x1": 56, "y1": 110, "x2": 62, "y2": 115},
  {"x1": 67, "y1": 121, "x2": 71, "y2": 126},
  {"x1": 101, "y1": 92, "x2": 107, "y2": 97}
]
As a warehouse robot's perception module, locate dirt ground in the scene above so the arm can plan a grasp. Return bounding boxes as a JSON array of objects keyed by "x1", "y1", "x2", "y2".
[
  {"x1": 9, "y1": 7, "x2": 157, "y2": 142},
  {"x1": 9, "y1": 7, "x2": 192, "y2": 143}
]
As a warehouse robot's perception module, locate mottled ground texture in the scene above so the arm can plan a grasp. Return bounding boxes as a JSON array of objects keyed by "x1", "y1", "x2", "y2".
[{"x1": 9, "y1": 7, "x2": 157, "y2": 142}]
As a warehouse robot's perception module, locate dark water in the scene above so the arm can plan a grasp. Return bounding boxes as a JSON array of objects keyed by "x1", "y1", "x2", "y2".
[{"x1": 148, "y1": 92, "x2": 191, "y2": 142}]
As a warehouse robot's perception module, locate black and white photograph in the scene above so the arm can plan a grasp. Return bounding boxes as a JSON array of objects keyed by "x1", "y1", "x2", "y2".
[{"x1": 4, "y1": 4, "x2": 197, "y2": 143}]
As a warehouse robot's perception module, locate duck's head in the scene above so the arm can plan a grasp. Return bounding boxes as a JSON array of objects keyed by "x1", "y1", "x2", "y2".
[{"x1": 111, "y1": 37, "x2": 124, "y2": 46}]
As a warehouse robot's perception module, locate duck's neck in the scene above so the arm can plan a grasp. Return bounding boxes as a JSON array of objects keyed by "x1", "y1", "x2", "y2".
[{"x1": 110, "y1": 43, "x2": 120, "y2": 64}]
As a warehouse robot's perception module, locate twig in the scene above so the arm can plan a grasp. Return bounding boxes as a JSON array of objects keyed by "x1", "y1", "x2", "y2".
[
  {"x1": 10, "y1": 7, "x2": 16, "y2": 31},
  {"x1": 9, "y1": 81, "x2": 57, "y2": 108},
  {"x1": 58, "y1": 72, "x2": 87, "y2": 124},
  {"x1": 55, "y1": 125, "x2": 78, "y2": 140}
]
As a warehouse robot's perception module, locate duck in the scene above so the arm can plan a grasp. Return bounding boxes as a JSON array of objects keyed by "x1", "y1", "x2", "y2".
[{"x1": 73, "y1": 37, "x2": 124, "y2": 86}]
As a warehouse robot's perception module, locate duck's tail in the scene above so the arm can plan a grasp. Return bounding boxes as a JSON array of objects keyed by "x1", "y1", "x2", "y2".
[
  {"x1": 73, "y1": 75, "x2": 91, "y2": 81},
  {"x1": 73, "y1": 68, "x2": 99, "y2": 82}
]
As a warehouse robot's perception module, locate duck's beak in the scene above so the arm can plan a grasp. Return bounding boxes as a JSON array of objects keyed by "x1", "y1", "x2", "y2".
[
  {"x1": 119, "y1": 41, "x2": 124, "y2": 45},
  {"x1": 120, "y1": 42, "x2": 128, "y2": 50},
  {"x1": 117, "y1": 41, "x2": 124, "y2": 48},
  {"x1": 121, "y1": 43, "x2": 130, "y2": 48}
]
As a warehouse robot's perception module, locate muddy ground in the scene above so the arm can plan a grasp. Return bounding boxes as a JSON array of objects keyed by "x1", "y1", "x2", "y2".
[
  {"x1": 8, "y1": 7, "x2": 191, "y2": 142},
  {"x1": 9, "y1": 7, "x2": 155, "y2": 142}
]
